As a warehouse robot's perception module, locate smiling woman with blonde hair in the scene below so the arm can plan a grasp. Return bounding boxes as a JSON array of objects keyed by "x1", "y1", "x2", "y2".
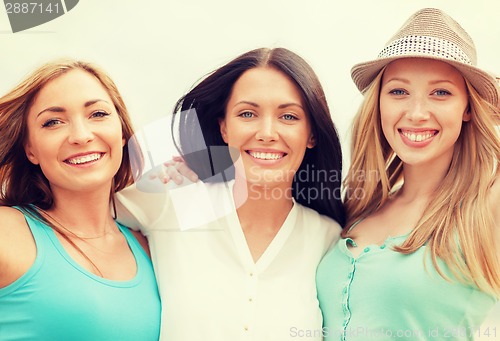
[
  {"x1": 317, "y1": 8, "x2": 500, "y2": 340},
  {"x1": 0, "y1": 59, "x2": 160, "y2": 340}
]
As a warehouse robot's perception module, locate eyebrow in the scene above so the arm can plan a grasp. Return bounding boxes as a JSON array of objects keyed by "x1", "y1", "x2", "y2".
[
  {"x1": 36, "y1": 99, "x2": 111, "y2": 117},
  {"x1": 383, "y1": 77, "x2": 410, "y2": 85},
  {"x1": 233, "y1": 101, "x2": 304, "y2": 110},
  {"x1": 384, "y1": 78, "x2": 457, "y2": 86},
  {"x1": 428, "y1": 79, "x2": 456, "y2": 86}
]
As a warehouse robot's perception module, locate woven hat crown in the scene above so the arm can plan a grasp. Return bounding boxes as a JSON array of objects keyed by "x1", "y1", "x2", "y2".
[{"x1": 381, "y1": 8, "x2": 476, "y2": 64}]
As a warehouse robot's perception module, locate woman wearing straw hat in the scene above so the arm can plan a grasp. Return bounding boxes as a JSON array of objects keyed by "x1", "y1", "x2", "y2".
[{"x1": 317, "y1": 8, "x2": 500, "y2": 341}]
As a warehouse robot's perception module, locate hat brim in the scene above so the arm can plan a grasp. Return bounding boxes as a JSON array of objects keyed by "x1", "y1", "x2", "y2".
[{"x1": 351, "y1": 55, "x2": 499, "y2": 107}]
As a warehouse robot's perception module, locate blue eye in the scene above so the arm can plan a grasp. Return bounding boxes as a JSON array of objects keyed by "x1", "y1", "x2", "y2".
[
  {"x1": 433, "y1": 89, "x2": 451, "y2": 96},
  {"x1": 41, "y1": 119, "x2": 62, "y2": 128},
  {"x1": 238, "y1": 111, "x2": 254, "y2": 118},
  {"x1": 389, "y1": 89, "x2": 407, "y2": 96},
  {"x1": 282, "y1": 113, "x2": 298, "y2": 121},
  {"x1": 91, "y1": 110, "x2": 110, "y2": 118}
]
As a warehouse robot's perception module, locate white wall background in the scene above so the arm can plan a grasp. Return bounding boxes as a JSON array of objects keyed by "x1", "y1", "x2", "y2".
[
  {"x1": 1, "y1": 0, "x2": 499, "y2": 330},
  {"x1": 1, "y1": 0, "x2": 499, "y2": 162}
]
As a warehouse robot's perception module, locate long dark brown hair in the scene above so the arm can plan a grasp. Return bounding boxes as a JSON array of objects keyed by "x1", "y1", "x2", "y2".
[{"x1": 173, "y1": 48, "x2": 345, "y2": 225}]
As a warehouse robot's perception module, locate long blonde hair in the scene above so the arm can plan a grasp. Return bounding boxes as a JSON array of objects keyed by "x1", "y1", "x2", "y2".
[{"x1": 343, "y1": 70, "x2": 500, "y2": 297}]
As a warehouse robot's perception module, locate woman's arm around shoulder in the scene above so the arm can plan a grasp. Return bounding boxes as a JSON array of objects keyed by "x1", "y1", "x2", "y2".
[
  {"x1": 0, "y1": 206, "x2": 36, "y2": 288},
  {"x1": 115, "y1": 181, "x2": 172, "y2": 232}
]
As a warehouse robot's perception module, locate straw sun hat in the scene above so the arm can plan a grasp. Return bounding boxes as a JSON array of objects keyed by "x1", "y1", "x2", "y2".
[{"x1": 351, "y1": 8, "x2": 500, "y2": 107}]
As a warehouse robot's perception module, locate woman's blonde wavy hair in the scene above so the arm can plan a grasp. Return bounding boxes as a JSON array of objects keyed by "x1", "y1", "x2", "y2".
[{"x1": 343, "y1": 69, "x2": 500, "y2": 297}]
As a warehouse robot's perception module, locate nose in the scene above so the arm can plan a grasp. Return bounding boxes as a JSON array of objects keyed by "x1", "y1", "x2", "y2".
[
  {"x1": 68, "y1": 120, "x2": 94, "y2": 145},
  {"x1": 255, "y1": 116, "x2": 279, "y2": 142},
  {"x1": 405, "y1": 96, "x2": 431, "y2": 121}
]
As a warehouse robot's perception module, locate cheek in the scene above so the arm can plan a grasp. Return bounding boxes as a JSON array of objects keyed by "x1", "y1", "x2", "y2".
[
  {"x1": 444, "y1": 117, "x2": 465, "y2": 140},
  {"x1": 26, "y1": 138, "x2": 56, "y2": 165},
  {"x1": 222, "y1": 121, "x2": 243, "y2": 146},
  {"x1": 225, "y1": 133, "x2": 242, "y2": 148},
  {"x1": 113, "y1": 134, "x2": 127, "y2": 162},
  {"x1": 379, "y1": 97, "x2": 398, "y2": 122},
  {"x1": 287, "y1": 127, "x2": 312, "y2": 154},
  {"x1": 379, "y1": 116, "x2": 392, "y2": 143},
  {"x1": 111, "y1": 131, "x2": 126, "y2": 154},
  {"x1": 35, "y1": 147, "x2": 61, "y2": 183},
  {"x1": 107, "y1": 119, "x2": 125, "y2": 145},
  {"x1": 219, "y1": 119, "x2": 228, "y2": 143},
  {"x1": 379, "y1": 106, "x2": 399, "y2": 141}
]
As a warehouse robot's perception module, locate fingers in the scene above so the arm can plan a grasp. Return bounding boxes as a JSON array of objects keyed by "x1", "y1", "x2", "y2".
[
  {"x1": 147, "y1": 165, "x2": 170, "y2": 184},
  {"x1": 164, "y1": 164, "x2": 184, "y2": 185},
  {"x1": 151, "y1": 156, "x2": 199, "y2": 185},
  {"x1": 163, "y1": 156, "x2": 198, "y2": 183},
  {"x1": 174, "y1": 161, "x2": 199, "y2": 183},
  {"x1": 172, "y1": 155, "x2": 184, "y2": 163}
]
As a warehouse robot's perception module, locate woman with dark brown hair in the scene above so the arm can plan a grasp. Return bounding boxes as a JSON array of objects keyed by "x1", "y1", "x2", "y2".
[{"x1": 117, "y1": 47, "x2": 345, "y2": 340}]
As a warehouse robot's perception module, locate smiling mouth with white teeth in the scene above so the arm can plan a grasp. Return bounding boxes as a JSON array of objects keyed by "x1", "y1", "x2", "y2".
[
  {"x1": 65, "y1": 153, "x2": 103, "y2": 165},
  {"x1": 247, "y1": 151, "x2": 286, "y2": 160},
  {"x1": 399, "y1": 130, "x2": 438, "y2": 142}
]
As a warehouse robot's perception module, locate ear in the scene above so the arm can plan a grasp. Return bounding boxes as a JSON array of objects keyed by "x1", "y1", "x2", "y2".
[
  {"x1": 307, "y1": 134, "x2": 316, "y2": 149},
  {"x1": 219, "y1": 118, "x2": 228, "y2": 144},
  {"x1": 24, "y1": 143, "x2": 40, "y2": 165},
  {"x1": 462, "y1": 109, "x2": 471, "y2": 122}
]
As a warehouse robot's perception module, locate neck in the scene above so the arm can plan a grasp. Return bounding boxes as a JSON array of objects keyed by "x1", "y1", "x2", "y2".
[
  {"x1": 46, "y1": 185, "x2": 115, "y2": 236},
  {"x1": 399, "y1": 158, "x2": 451, "y2": 201},
  {"x1": 233, "y1": 178, "x2": 294, "y2": 233}
]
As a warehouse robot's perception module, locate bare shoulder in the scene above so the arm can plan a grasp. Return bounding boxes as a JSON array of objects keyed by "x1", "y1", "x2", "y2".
[
  {"x1": 0, "y1": 206, "x2": 30, "y2": 235},
  {"x1": 129, "y1": 229, "x2": 151, "y2": 258},
  {"x1": 0, "y1": 206, "x2": 36, "y2": 288},
  {"x1": 0, "y1": 205, "x2": 25, "y2": 216}
]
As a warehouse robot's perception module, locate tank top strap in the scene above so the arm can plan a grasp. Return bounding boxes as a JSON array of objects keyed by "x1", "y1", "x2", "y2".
[
  {"x1": 13, "y1": 206, "x2": 145, "y2": 262},
  {"x1": 0, "y1": 206, "x2": 50, "y2": 297},
  {"x1": 116, "y1": 223, "x2": 150, "y2": 263},
  {"x1": 9, "y1": 206, "x2": 151, "y2": 286},
  {"x1": 12, "y1": 205, "x2": 53, "y2": 244}
]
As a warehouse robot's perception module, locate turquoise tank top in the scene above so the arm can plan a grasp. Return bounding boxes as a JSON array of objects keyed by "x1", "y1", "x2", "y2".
[
  {"x1": 0, "y1": 208, "x2": 161, "y2": 341},
  {"x1": 316, "y1": 234, "x2": 497, "y2": 341}
]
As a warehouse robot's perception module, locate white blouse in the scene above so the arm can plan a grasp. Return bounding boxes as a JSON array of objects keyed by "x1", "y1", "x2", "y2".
[{"x1": 116, "y1": 180, "x2": 340, "y2": 341}]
